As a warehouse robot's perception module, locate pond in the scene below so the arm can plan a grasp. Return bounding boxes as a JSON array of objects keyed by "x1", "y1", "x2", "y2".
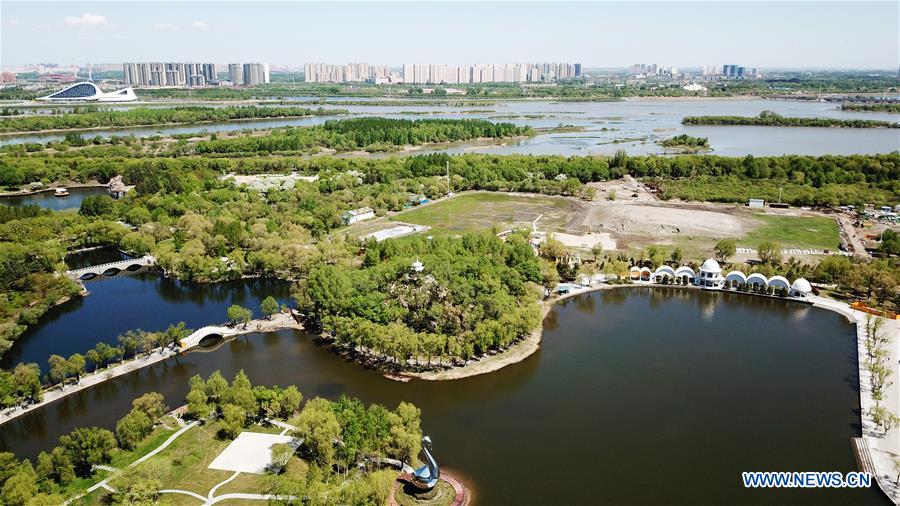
[
  {"x1": 0, "y1": 186, "x2": 109, "y2": 211},
  {"x1": 0, "y1": 286, "x2": 885, "y2": 505}
]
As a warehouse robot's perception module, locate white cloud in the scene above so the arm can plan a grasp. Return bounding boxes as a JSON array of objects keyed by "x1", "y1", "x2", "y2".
[
  {"x1": 191, "y1": 21, "x2": 209, "y2": 29},
  {"x1": 154, "y1": 23, "x2": 178, "y2": 31},
  {"x1": 64, "y1": 13, "x2": 108, "y2": 27}
]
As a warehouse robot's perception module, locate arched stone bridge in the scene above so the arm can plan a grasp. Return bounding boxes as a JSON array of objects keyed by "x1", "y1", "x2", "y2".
[
  {"x1": 179, "y1": 326, "x2": 239, "y2": 350},
  {"x1": 67, "y1": 255, "x2": 156, "y2": 279}
]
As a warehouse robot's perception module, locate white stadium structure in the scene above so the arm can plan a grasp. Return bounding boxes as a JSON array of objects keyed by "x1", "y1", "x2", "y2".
[{"x1": 37, "y1": 82, "x2": 137, "y2": 102}]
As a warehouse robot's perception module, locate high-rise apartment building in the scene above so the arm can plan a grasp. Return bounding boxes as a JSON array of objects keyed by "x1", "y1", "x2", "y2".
[
  {"x1": 242, "y1": 63, "x2": 267, "y2": 86},
  {"x1": 228, "y1": 64, "x2": 244, "y2": 85},
  {"x1": 306, "y1": 62, "x2": 581, "y2": 84},
  {"x1": 123, "y1": 62, "x2": 217, "y2": 87}
]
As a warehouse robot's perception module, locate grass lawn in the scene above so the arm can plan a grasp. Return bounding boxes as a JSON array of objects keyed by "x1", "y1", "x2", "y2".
[
  {"x1": 393, "y1": 192, "x2": 577, "y2": 235},
  {"x1": 740, "y1": 213, "x2": 840, "y2": 251}
]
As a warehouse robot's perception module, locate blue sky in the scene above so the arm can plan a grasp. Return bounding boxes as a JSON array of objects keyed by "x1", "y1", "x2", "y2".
[{"x1": 2, "y1": 1, "x2": 898, "y2": 68}]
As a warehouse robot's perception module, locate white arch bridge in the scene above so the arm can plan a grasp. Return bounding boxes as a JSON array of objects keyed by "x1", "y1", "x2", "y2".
[
  {"x1": 179, "y1": 326, "x2": 240, "y2": 350},
  {"x1": 66, "y1": 255, "x2": 156, "y2": 279}
]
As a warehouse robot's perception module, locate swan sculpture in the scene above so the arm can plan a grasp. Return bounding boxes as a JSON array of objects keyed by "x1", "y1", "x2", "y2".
[{"x1": 412, "y1": 435, "x2": 440, "y2": 490}]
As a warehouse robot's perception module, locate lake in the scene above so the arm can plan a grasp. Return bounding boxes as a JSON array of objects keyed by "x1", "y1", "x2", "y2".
[
  {"x1": 0, "y1": 283, "x2": 886, "y2": 505},
  {"x1": 2, "y1": 98, "x2": 897, "y2": 156}
]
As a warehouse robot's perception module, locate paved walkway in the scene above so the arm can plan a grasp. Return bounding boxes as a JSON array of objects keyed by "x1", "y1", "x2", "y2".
[
  {"x1": 811, "y1": 296, "x2": 899, "y2": 503},
  {"x1": 1, "y1": 346, "x2": 179, "y2": 425},
  {"x1": 0, "y1": 312, "x2": 304, "y2": 427}
]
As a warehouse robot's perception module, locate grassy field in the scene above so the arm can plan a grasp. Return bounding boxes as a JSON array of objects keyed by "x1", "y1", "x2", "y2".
[
  {"x1": 740, "y1": 213, "x2": 840, "y2": 251},
  {"x1": 394, "y1": 192, "x2": 578, "y2": 235}
]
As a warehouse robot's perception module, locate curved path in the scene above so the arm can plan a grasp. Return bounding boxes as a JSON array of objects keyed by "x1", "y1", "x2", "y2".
[{"x1": 0, "y1": 311, "x2": 304, "y2": 426}]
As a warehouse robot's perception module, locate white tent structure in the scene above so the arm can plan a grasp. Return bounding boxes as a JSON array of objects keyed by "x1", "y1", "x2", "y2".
[
  {"x1": 746, "y1": 273, "x2": 768, "y2": 290},
  {"x1": 674, "y1": 266, "x2": 696, "y2": 285},
  {"x1": 790, "y1": 278, "x2": 813, "y2": 298},
  {"x1": 653, "y1": 265, "x2": 676, "y2": 283},
  {"x1": 767, "y1": 275, "x2": 790, "y2": 291},
  {"x1": 724, "y1": 271, "x2": 747, "y2": 288}
]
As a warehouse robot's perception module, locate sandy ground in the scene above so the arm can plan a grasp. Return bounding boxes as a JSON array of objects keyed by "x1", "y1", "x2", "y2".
[
  {"x1": 585, "y1": 204, "x2": 748, "y2": 237},
  {"x1": 586, "y1": 175, "x2": 658, "y2": 205},
  {"x1": 553, "y1": 231, "x2": 618, "y2": 250}
]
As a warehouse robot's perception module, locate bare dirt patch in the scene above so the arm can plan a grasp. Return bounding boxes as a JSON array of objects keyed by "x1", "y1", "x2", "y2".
[{"x1": 585, "y1": 204, "x2": 748, "y2": 237}]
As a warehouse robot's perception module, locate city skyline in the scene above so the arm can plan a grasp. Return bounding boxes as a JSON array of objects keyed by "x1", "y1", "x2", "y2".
[{"x1": 2, "y1": 1, "x2": 898, "y2": 69}]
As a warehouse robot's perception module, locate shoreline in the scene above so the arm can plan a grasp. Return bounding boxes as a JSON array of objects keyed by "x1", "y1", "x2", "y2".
[
  {"x1": 0, "y1": 113, "x2": 345, "y2": 138},
  {"x1": 0, "y1": 181, "x2": 107, "y2": 197},
  {"x1": 0, "y1": 312, "x2": 304, "y2": 426}
]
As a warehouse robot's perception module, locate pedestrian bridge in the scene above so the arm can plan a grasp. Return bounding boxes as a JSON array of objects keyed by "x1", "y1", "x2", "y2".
[
  {"x1": 67, "y1": 255, "x2": 156, "y2": 279},
  {"x1": 179, "y1": 326, "x2": 239, "y2": 350}
]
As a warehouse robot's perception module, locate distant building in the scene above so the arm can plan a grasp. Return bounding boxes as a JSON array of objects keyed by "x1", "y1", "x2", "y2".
[
  {"x1": 0, "y1": 72, "x2": 16, "y2": 84},
  {"x1": 228, "y1": 64, "x2": 244, "y2": 86},
  {"x1": 341, "y1": 207, "x2": 375, "y2": 225},
  {"x1": 37, "y1": 82, "x2": 137, "y2": 102},
  {"x1": 748, "y1": 199, "x2": 765, "y2": 208},
  {"x1": 124, "y1": 62, "x2": 217, "y2": 87},
  {"x1": 683, "y1": 83, "x2": 707, "y2": 92}
]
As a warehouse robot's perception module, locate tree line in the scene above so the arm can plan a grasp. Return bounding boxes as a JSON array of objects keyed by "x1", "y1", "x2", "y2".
[
  {"x1": 188, "y1": 118, "x2": 531, "y2": 155},
  {"x1": 683, "y1": 110, "x2": 900, "y2": 128},
  {"x1": 841, "y1": 103, "x2": 900, "y2": 113},
  {"x1": 0, "y1": 106, "x2": 345, "y2": 133}
]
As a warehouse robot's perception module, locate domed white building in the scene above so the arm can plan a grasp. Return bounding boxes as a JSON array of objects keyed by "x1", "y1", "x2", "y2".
[
  {"x1": 790, "y1": 278, "x2": 813, "y2": 298},
  {"x1": 37, "y1": 82, "x2": 137, "y2": 102},
  {"x1": 697, "y1": 258, "x2": 724, "y2": 289}
]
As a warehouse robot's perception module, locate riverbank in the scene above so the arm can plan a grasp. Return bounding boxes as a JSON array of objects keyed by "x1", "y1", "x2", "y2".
[
  {"x1": 400, "y1": 282, "x2": 638, "y2": 381},
  {"x1": 0, "y1": 311, "x2": 304, "y2": 426},
  {"x1": 810, "y1": 296, "x2": 899, "y2": 504},
  {"x1": 0, "y1": 181, "x2": 106, "y2": 197}
]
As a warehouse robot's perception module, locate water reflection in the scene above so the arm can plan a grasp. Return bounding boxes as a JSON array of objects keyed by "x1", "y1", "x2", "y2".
[{"x1": 0, "y1": 287, "x2": 888, "y2": 505}]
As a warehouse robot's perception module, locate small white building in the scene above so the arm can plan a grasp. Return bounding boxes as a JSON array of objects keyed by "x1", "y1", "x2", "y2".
[
  {"x1": 790, "y1": 278, "x2": 813, "y2": 298},
  {"x1": 341, "y1": 207, "x2": 375, "y2": 225},
  {"x1": 748, "y1": 199, "x2": 765, "y2": 208},
  {"x1": 697, "y1": 258, "x2": 724, "y2": 289}
]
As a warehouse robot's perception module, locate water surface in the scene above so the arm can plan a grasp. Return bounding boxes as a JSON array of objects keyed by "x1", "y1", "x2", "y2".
[{"x1": 0, "y1": 287, "x2": 883, "y2": 505}]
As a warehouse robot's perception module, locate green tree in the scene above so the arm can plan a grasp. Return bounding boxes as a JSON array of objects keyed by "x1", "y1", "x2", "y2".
[
  {"x1": 78, "y1": 194, "x2": 115, "y2": 217},
  {"x1": 270, "y1": 443, "x2": 294, "y2": 473},
  {"x1": 47, "y1": 355, "x2": 68, "y2": 385},
  {"x1": 50, "y1": 447, "x2": 75, "y2": 486},
  {"x1": 132, "y1": 392, "x2": 167, "y2": 421},
  {"x1": 67, "y1": 353, "x2": 85, "y2": 383},
  {"x1": 293, "y1": 397, "x2": 341, "y2": 466},
  {"x1": 279, "y1": 385, "x2": 303, "y2": 418},
  {"x1": 1, "y1": 461, "x2": 37, "y2": 506},
  {"x1": 670, "y1": 247, "x2": 683, "y2": 264},
  {"x1": 714, "y1": 239, "x2": 736, "y2": 263},
  {"x1": 757, "y1": 241, "x2": 782, "y2": 265},
  {"x1": 226, "y1": 304, "x2": 253, "y2": 328},
  {"x1": 116, "y1": 409, "x2": 154, "y2": 450},
  {"x1": 220, "y1": 403, "x2": 246, "y2": 438},
  {"x1": 12, "y1": 363, "x2": 41, "y2": 403},
  {"x1": 58, "y1": 427, "x2": 117, "y2": 477},
  {"x1": 185, "y1": 377, "x2": 211, "y2": 420},
  {"x1": 260, "y1": 296, "x2": 280, "y2": 319},
  {"x1": 205, "y1": 370, "x2": 229, "y2": 405}
]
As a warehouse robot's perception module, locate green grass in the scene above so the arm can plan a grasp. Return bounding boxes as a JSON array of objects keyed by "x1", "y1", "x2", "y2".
[
  {"x1": 394, "y1": 192, "x2": 576, "y2": 235},
  {"x1": 740, "y1": 214, "x2": 840, "y2": 251},
  {"x1": 108, "y1": 425, "x2": 177, "y2": 468}
]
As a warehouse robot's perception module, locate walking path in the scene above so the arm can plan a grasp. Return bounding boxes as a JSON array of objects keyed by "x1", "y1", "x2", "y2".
[
  {"x1": 0, "y1": 312, "x2": 304, "y2": 426},
  {"x1": 811, "y1": 296, "x2": 899, "y2": 503}
]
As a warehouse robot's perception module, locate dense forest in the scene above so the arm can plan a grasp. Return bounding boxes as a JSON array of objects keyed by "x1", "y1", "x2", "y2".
[
  {"x1": 295, "y1": 233, "x2": 543, "y2": 366},
  {"x1": 841, "y1": 103, "x2": 900, "y2": 113},
  {"x1": 683, "y1": 110, "x2": 900, "y2": 128},
  {"x1": 0, "y1": 150, "x2": 898, "y2": 359},
  {"x1": 0, "y1": 372, "x2": 423, "y2": 504},
  {"x1": 0, "y1": 106, "x2": 345, "y2": 133},
  {"x1": 188, "y1": 118, "x2": 531, "y2": 155}
]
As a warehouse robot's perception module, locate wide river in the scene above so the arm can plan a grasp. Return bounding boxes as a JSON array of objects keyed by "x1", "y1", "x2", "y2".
[
  {"x1": 2, "y1": 98, "x2": 898, "y2": 156},
  {"x1": 0, "y1": 272, "x2": 887, "y2": 505}
]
